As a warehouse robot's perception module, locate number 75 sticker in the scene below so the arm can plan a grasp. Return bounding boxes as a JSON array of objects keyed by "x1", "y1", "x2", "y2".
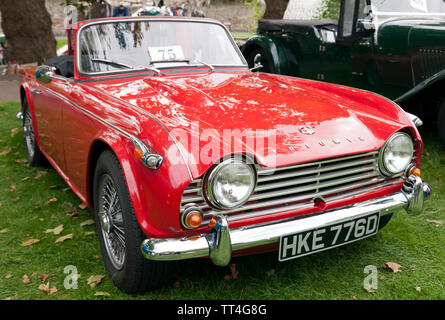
[{"x1": 148, "y1": 45, "x2": 185, "y2": 61}]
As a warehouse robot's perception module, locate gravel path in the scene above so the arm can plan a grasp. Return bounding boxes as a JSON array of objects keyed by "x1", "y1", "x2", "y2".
[{"x1": 0, "y1": 75, "x2": 20, "y2": 103}]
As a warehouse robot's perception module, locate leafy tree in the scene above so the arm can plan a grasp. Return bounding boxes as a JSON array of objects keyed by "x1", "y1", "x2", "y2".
[
  {"x1": 316, "y1": 0, "x2": 341, "y2": 19},
  {"x1": 0, "y1": 0, "x2": 57, "y2": 64}
]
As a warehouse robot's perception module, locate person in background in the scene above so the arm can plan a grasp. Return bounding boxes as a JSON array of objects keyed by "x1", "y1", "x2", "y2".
[
  {"x1": 89, "y1": 0, "x2": 112, "y2": 19},
  {"x1": 113, "y1": 4, "x2": 130, "y2": 17}
]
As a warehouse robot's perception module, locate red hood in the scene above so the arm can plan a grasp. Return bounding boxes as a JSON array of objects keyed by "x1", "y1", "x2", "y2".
[{"x1": 86, "y1": 71, "x2": 413, "y2": 178}]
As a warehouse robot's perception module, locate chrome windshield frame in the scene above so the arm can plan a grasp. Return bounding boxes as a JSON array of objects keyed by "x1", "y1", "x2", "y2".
[{"x1": 75, "y1": 17, "x2": 248, "y2": 78}]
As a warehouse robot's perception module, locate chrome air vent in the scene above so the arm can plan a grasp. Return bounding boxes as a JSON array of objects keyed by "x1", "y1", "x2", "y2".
[
  {"x1": 419, "y1": 48, "x2": 445, "y2": 80},
  {"x1": 181, "y1": 151, "x2": 404, "y2": 225}
]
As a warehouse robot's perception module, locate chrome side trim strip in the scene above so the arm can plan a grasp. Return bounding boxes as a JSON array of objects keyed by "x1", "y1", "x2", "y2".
[{"x1": 38, "y1": 85, "x2": 162, "y2": 156}]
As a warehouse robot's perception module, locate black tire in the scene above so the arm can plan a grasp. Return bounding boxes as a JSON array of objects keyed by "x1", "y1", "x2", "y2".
[
  {"x1": 22, "y1": 98, "x2": 46, "y2": 166},
  {"x1": 438, "y1": 99, "x2": 445, "y2": 149},
  {"x1": 93, "y1": 149, "x2": 169, "y2": 293},
  {"x1": 246, "y1": 47, "x2": 271, "y2": 73}
]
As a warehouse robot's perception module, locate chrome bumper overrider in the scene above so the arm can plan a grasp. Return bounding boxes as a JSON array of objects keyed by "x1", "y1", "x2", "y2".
[{"x1": 141, "y1": 175, "x2": 431, "y2": 266}]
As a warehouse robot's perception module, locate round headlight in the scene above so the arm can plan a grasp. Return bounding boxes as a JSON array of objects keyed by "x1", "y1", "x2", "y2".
[
  {"x1": 204, "y1": 158, "x2": 256, "y2": 209},
  {"x1": 379, "y1": 132, "x2": 414, "y2": 176}
]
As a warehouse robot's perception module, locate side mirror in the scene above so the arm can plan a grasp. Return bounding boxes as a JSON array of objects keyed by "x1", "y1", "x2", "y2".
[
  {"x1": 250, "y1": 53, "x2": 264, "y2": 72},
  {"x1": 35, "y1": 65, "x2": 56, "y2": 84}
]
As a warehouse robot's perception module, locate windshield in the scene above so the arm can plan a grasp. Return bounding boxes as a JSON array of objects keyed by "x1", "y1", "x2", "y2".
[
  {"x1": 78, "y1": 19, "x2": 245, "y2": 74},
  {"x1": 372, "y1": 0, "x2": 445, "y2": 13}
]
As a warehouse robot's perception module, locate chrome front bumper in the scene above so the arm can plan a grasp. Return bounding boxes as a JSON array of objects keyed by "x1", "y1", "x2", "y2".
[{"x1": 141, "y1": 175, "x2": 431, "y2": 266}]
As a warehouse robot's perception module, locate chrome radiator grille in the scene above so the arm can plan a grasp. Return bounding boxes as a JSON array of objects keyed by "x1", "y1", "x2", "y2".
[{"x1": 181, "y1": 151, "x2": 404, "y2": 225}]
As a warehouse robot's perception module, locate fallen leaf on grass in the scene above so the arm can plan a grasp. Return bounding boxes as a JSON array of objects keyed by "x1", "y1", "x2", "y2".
[
  {"x1": 1, "y1": 147, "x2": 11, "y2": 156},
  {"x1": 80, "y1": 219, "x2": 95, "y2": 227},
  {"x1": 10, "y1": 196, "x2": 20, "y2": 202},
  {"x1": 23, "y1": 275, "x2": 30, "y2": 284},
  {"x1": 0, "y1": 229, "x2": 8, "y2": 234},
  {"x1": 173, "y1": 280, "x2": 180, "y2": 288},
  {"x1": 384, "y1": 262, "x2": 402, "y2": 273},
  {"x1": 45, "y1": 198, "x2": 57, "y2": 205},
  {"x1": 9, "y1": 185, "x2": 16, "y2": 191},
  {"x1": 10, "y1": 128, "x2": 19, "y2": 137},
  {"x1": 50, "y1": 215, "x2": 56, "y2": 220},
  {"x1": 87, "y1": 275, "x2": 105, "y2": 287},
  {"x1": 266, "y1": 269, "x2": 275, "y2": 277},
  {"x1": 380, "y1": 275, "x2": 385, "y2": 280},
  {"x1": 363, "y1": 287, "x2": 375, "y2": 293},
  {"x1": 66, "y1": 210, "x2": 79, "y2": 218},
  {"x1": 31, "y1": 272, "x2": 38, "y2": 277},
  {"x1": 93, "y1": 255, "x2": 100, "y2": 259},
  {"x1": 38, "y1": 274, "x2": 52, "y2": 282},
  {"x1": 230, "y1": 264, "x2": 239, "y2": 279},
  {"x1": 79, "y1": 203, "x2": 88, "y2": 210},
  {"x1": 38, "y1": 282, "x2": 57, "y2": 295},
  {"x1": 426, "y1": 219, "x2": 443, "y2": 228},
  {"x1": 39, "y1": 218, "x2": 44, "y2": 222},
  {"x1": 34, "y1": 171, "x2": 47, "y2": 179},
  {"x1": 415, "y1": 286, "x2": 421, "y2": 292},
  {"x1": 22, "y1": 238, "x2": 40, "y2": 247},
  {"x1": 55, "y1": 233, "x2": 73, "y2": 244},
  {"x1": 224, "y1": 264, "x2": 239, "y2": 280},
  {"x1": 5, "y1": 274, "x2": 13, "y2": 279},
  {"x1": 45, "y1": 224, "x2": 64, "y2": 235},
  {"x1": 84, "y1": 231, "x2": 95, "y2": 236},
  {"x1": 94, "y1": 291, "x2": 110, "y2": 297}
]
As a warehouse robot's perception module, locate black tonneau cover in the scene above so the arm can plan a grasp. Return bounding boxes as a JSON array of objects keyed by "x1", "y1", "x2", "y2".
[{"x1": 258, "y1": 19, "x2": 337, "y2": 34}]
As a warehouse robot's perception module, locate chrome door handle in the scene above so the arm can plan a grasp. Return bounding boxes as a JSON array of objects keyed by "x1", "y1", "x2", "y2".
[{"x1": 30, "y1": 88, "x2": 42, "y2": 95}]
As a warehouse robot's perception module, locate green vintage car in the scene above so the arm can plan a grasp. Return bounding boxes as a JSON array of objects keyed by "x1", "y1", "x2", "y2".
[{"x1": 242, "y1": 0, "x2": 445, "y2": 146}]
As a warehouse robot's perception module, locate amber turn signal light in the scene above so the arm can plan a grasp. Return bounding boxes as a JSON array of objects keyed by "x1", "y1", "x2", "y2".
[
  {"x1": 133, "y1": 148, "x2": 144, "y2": 161},
  {"x1": 182, "y1": 210, "x2": 203, "y2": 229},
  {"x1": 208, "y1": 218, "x2": 217, "y2": 228},
  {"x1": 409, "y1": 167, "x2": 421, "y2": 177}
]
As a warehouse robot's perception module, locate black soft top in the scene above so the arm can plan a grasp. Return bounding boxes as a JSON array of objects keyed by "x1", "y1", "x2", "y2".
[
  {"x1": 43, "y1": 55, "x2": 74, "y2": 78},
  {"x1": 258, "y1": 19, "x2": 337, "y2": 34}
]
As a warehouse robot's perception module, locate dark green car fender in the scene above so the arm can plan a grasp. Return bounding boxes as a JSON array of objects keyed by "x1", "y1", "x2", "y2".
[
  {"x1": 395, "y1": 69, "x2": 445, "y2": 104},
  {"x1": 241, "y1": 35, "x2": 291, "y2": 74}
]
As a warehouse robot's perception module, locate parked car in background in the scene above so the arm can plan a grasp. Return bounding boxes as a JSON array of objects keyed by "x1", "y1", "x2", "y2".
[
  {"x1": 242, "y1": 0, "x2": 445, "y2": 147},
  {"x1": 19, "y1": 16, "x2": 431, "y2": 293}
]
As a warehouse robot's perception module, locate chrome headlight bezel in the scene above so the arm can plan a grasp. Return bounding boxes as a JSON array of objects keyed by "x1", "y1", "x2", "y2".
[
  {"x1": 379, "y1": 132, "x2": 414, "y2": 176},
  {"x1": 203, "y1": 158, "x2": 257, "y2": 210}
]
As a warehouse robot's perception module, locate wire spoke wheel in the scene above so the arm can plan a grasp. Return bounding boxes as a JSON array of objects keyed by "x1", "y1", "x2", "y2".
[
  {"x1": 23, "y1": 108, "x2": 35, "y2": 159},
  {"x1": 98, "y1": 174, "x2": 126, "y2": 270}
]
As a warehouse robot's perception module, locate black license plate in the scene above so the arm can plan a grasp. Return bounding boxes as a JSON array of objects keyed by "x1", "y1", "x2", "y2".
[{"x1": 279, "y1": 212, "x2": 380, "y2": 261}]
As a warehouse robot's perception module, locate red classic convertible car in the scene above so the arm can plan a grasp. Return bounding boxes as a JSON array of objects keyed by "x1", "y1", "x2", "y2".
[{"x1": 19, "y1": 16, "x2": 431, "y2": 293}]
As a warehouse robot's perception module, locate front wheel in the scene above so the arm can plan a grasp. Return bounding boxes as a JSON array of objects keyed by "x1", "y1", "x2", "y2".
[
  {"x1": 246, "y1": 47, "x2": 271, "y2": 73},
  {"x1": 93, "y1": 149, "x2": 169, "y2": 293},
  {"x1": 22, "y1": 98, "x2": 46, "y2": 166}
]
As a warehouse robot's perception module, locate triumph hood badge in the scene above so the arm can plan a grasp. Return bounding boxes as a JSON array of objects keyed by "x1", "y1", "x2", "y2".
[{"x1": 299, "y1": 125, "x2": 315, "y2": 135}]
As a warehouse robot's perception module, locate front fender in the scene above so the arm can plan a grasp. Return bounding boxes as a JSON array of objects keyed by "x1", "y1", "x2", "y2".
[
  {"x1": 242, "y1": 35, "x2": 290, "y2": 74},
  {"x1": 395, "y1": 69, "x2": 445, "y2": 104},
  {"x1": 90, "y1": 129, "x2": 192, "y2": 239}
]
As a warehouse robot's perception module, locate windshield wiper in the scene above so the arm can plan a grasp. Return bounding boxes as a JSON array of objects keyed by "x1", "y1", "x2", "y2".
[
  {"x1": 194, "y1": 60, "x2": 214, "y2": 72},
  {"x1": 150, "y1": 59, "x2": 214, "y2": 72},
  {"x1": 91, "y1": 58, "x2": 133, "y2": 69},
  {"x1": 91, "y1": 59, "x2": 161, "y2": 75}
]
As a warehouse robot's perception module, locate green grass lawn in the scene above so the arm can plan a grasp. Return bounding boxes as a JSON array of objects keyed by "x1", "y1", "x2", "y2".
[{"x1": 0, "y1": 101, "x2": 444, "y2": 300}]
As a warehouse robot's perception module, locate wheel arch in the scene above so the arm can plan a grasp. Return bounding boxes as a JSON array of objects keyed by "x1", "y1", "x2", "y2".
[{"x1": 242, "y1": 36, "x2": 290, "y2": 74}]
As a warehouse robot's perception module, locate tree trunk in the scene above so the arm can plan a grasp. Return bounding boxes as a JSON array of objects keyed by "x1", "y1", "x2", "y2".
[
  {"x1": 0, "y1": 0, "x2": 56, "y2": 64},
  {"x1": 263, "y1": 0, "x2": 289, "y2": 19}
]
